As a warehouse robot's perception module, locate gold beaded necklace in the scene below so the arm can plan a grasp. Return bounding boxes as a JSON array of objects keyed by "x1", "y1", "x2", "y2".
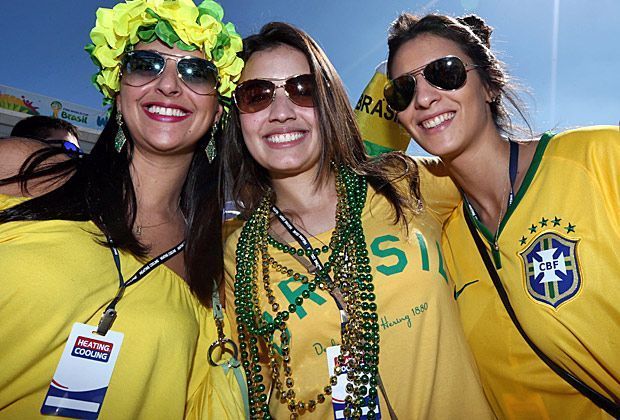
[{"x1": 234, "y1": 166, "x2": 381, "y2": 419}]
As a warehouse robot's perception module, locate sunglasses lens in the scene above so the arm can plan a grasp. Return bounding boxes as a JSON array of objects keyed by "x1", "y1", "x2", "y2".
[
  {"x1": 177, "y1": 58, "x2": 218, "y2": 95},
  {"x1": 384, "y1": 75, "x2": 416, "y2": 112},
  {"x1": 122, "y1": 51, "x2": 164, "y2": 87},
  {"x1": 384, "y1": 56, "x2": 470, "y2": 111},
  {"x1": 284, "y1": 74, "x2": 315, "y2": 108},
  {"x1": 122, "y1": 51, "x2": 218, "y2": 95},
  {"x1": 234, "y1": 79, "x2": 275, "y2": 113},
  {"x1": 424, "y1": 56, "x2": 467, "y2": 90},
  {"x1": 234, "y1": 74, "x2": 316, "y2": 113}
]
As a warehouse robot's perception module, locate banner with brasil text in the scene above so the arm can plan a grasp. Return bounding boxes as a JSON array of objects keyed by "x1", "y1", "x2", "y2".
[
  {"x1": 354, "y1": 61, "x2": 411, "y2": 156},
  {"x1": 0, "y1": 84, "x2": 108, "y2": 132}
]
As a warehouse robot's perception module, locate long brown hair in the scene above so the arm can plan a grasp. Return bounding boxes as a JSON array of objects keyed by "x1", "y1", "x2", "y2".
[{"x1": 221, "y1": 22, "x2": 421, "y2": 224}]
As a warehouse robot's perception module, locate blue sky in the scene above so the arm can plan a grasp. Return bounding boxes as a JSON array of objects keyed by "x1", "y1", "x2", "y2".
[{"x1": 1, "y1": 0, "x2": 618, "y2": 134}]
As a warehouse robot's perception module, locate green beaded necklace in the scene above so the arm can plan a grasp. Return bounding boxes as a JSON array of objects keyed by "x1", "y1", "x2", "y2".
[{"x1": 234, "y1": 165, "x2": 381, "y2": 419}]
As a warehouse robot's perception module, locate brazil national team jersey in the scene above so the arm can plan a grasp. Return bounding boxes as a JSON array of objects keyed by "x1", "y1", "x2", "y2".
[
  {"x1": 224, "y1": 163, "x2": 494, "y2": 419},
  {"x1": 443, "y1": 126, "x2": 620, "y2": 419}
]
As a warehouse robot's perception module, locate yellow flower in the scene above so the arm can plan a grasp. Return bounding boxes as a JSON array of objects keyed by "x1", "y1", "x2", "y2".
[
  {"x1": 96, "y1": 66, "x2": 121, "y2": 99},
  {"x1": 86, "y1": 0, "x2": 243, "y2": 101}
]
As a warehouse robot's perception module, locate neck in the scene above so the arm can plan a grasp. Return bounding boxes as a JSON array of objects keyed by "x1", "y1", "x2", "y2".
[
  {"x1": 270, "y1": 169, "x2": 338, "y2": 236},
  {"x1": 444, "y1": 129, "x2": 510, "y2": 231},
  {"x1": 130, "y1": 149, "x2": 193, "y2": 219}
]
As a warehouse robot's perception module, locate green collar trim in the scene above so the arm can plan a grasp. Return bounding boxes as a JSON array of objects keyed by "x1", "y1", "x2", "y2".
[{"x1": 466, "y1": 131, "x2": 556, "y2": 244}]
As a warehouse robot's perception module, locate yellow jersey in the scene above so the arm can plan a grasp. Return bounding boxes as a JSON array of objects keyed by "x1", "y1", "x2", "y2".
[
  {"x1": 443, "y1": 126, "x2": 620, "y2": 419},
  {"x1": 224, "y1": 164, "x2": 493, "y2": 419},
  {"x1": 0, "y1": 194, "x2": 244, "y2": 419}
]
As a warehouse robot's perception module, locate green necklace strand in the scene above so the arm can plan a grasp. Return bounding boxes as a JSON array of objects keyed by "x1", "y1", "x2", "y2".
[{"x1": 234, "y1": 166, "x2": 381, "y2": 419}]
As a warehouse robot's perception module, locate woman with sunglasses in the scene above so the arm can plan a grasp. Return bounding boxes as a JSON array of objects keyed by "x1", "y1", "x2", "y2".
[
  {"x1": 0, "y1": 0, "x2": 245, "y2": 418},
  {"x1": 384, "y1": 13, "x2": 620, "y2": 419},
  {"x1": 221, "y1": 22, "x2": 493, "y2": 419}
]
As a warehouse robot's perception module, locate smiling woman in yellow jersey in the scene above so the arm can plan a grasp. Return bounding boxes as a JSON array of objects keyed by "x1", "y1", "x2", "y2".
[
  {"x1": 0, "y1": 1, "x2": 245, "y2": 418},
  {"x1": 220, "y1": 22, "x2": 492, "y2": 419},
  {"x1": 384, "y1": 11, "x2": 619, "y2": 419}
]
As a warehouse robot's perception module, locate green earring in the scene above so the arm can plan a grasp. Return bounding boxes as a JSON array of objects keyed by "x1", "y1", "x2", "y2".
[
  {"x1": 205, "y1": 131, "x2": 216, "y2": 163},
  {"x1": 205, "y1": 118, "x2": 221, "y2": 163},
  {"x1": 114, "y1": 111, "x2": 127, "y2": 153}
]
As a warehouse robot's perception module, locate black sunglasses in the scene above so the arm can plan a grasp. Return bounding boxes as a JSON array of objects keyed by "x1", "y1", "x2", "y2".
[
  {"x1": 384, "y1": 56, "x2": 479, "y2": 112},
  {"x1": 120, "y1": 50, "x2": 218, "y2": 95},
  {"x1": 233, "y1": 74, "x2": 316, "y2": 114}
]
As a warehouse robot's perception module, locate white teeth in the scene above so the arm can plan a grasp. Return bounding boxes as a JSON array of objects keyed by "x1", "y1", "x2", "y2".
[
  {"x1": 147, "y1": 105, "x2": 187, "y2": 117},
  {"x1": 421, "y1": 112, "x2": 455, "y2": 129},
  {"x1": 265, "y1": 132, "x2": 305, "y2": 144}
]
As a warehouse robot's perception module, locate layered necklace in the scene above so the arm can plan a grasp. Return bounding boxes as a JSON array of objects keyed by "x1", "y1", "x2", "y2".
[{"x1": 234, "y1": 166, "x2": 381, "y2": 419}]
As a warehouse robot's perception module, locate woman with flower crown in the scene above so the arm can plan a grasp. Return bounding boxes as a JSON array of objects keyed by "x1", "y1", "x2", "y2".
[
  {"x1": 0, "y1": 0, "x2": 246, "y2": 418},
  {"x1": 221, "y1": 22, "x2": 493, "y2": 419}
]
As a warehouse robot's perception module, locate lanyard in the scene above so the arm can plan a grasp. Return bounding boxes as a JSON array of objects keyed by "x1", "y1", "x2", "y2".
[
  {"x1": 96, "y1": 237, "x2": 185, "y2": 335},
  {"x1": 465, "y1": 139, "x2": 519, "y2": 221},
  {"x1": 271, "y1": 205, "x2": 399, "y2": 418},
  {"x1": 270, "y1": 205, "x2": 348, "y2": 325}
]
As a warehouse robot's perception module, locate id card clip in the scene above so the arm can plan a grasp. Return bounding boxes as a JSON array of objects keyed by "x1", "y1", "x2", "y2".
[{"x1": 96, "y1": 308, "x2": 117, "y2": 336}]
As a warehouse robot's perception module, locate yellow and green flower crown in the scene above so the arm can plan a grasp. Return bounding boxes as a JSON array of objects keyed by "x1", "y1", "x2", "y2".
[{"x1": 85, "y1": 0, "x2": 243, "y2": 105}]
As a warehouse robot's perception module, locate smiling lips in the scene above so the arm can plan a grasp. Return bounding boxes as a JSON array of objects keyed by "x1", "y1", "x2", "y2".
[
  {"x1": 420, "y1": 111, "x2": 455, "y2": 129},
  {"x1": 264, "y1": 131, "x2": 307, "y2": 145},
  {"x1": 144, "y1": 104, "x2": 190, "y2": 122}
]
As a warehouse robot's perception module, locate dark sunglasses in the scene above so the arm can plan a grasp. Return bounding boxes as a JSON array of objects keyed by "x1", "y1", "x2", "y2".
[
  {"x1": 120, "y1": 50, "x2": 219, "y2": 95},
  {"x1": 233, "y1": 74, "x2": 316, "y2": 114},
  {"x1": 384, "y1": 56, "x2": 479, "y2": 112}
]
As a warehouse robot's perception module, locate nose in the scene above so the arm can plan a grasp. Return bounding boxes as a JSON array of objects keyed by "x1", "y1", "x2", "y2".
[
  {"x1": 155, "y1": 58, "x2": 182, "y2": 96},
  {"x1": 268, "y1": 86, "x2": 296, "y2": 122},
  {"x1": 413, "y1": 75, "x2": 440, "y2": 110}
]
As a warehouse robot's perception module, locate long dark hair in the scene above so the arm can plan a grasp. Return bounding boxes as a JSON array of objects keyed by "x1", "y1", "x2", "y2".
[
  {"x1": 386, "y1": 13, "x2": 531, "y2": 137},
  {"x1": 222, "y1": 22, "x2": 421, "y2": 224},
  {"x1": 0, "y1": 104, "x2": 223, "y2": 306}
]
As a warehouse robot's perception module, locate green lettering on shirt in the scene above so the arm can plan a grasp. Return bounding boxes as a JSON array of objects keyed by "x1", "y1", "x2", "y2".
[
  {"x1": 370, "y1": 235, "x2": 408, "y2": 275},
  {"x1": 278, "y1": 278, "x2": 327, "y2": 319},
  {"x1": 415, "y1": 232, "x2": 430, "y2": 271}
]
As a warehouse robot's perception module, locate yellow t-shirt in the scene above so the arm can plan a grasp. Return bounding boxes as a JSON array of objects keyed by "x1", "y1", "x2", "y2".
[
  {"x1": 443, "y1": 126, "x2": 620, "y2": 419},
  {"x1": 224, "y1": 164, "x2": 493, "y2": 419},
  {"x1": 0, "y1": 195, "x2": 244, "y2": 419}
]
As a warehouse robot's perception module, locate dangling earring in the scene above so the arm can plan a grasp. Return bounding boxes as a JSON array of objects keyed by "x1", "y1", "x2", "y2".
[
  {"x1": 206, "y1": 114, "x2": 225, "y2": 163},
  {"x1": 205, "y1": 126, "x2": 217, "y2": 163},
  {"x1": 114, "y1": 111, "x2": 127, "y2": 153}
]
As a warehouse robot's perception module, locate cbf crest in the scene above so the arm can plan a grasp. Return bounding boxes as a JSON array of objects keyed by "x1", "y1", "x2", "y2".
[{"x1": 519, "y1": 232, "x2": 581, "y2": 309}]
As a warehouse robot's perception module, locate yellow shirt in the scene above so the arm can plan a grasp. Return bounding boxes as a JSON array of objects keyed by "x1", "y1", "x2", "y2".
[
  {"x1": 0, "y1": 194, "x2": 244, "y2": 419},
  {"x1": 224, "y1": 164, "x2": 493, "y2": 419},
  {"x1": 443, "y1": 126, "x2": 620, "y2": 419}
]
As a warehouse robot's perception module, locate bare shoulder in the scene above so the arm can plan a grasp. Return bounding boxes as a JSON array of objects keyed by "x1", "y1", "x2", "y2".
[{"x1": 0, "y1": 137, "x2": 70, "y2": 197}]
